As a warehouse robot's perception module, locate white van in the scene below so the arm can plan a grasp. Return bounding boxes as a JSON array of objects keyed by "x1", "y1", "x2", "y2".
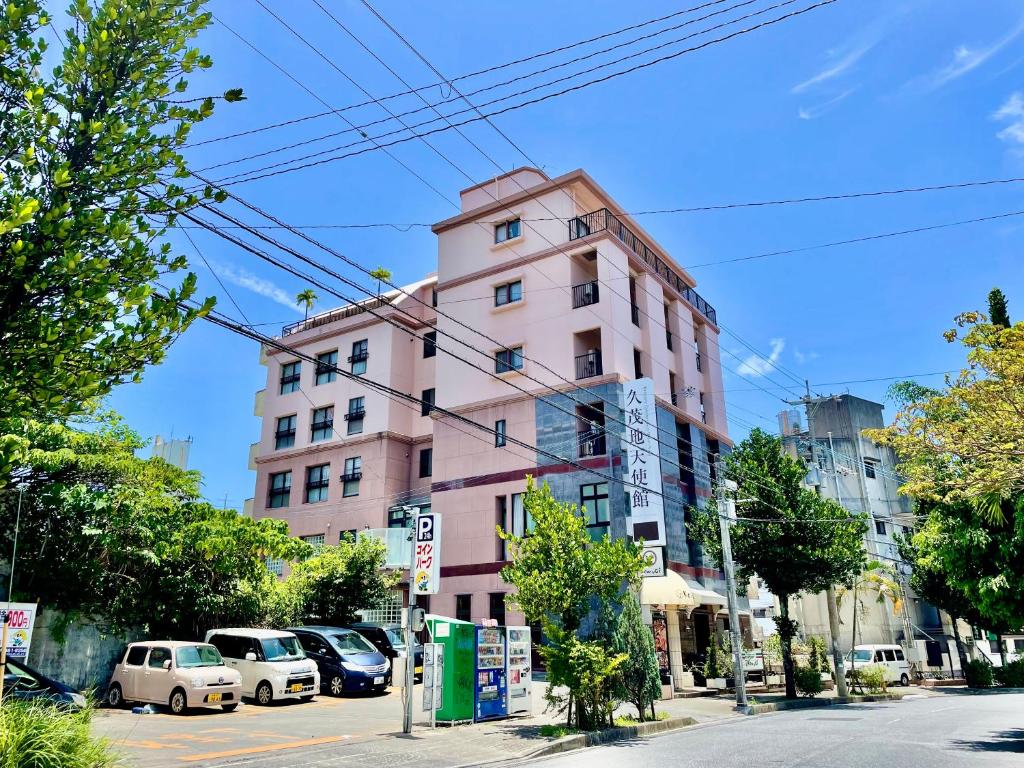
[
  {"x1": 846, "y1": 644, "x2": 911, "y2": 686},
  {"x1": 205, "y1": 628, "x2": 320, "y2": 705}
]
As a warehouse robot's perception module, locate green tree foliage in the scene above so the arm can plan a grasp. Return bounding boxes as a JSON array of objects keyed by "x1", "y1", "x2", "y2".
[
  {"x1": 612, "y1": 592, "x2": 662, "y2": 721},
  {"x1": 369, "y1": 266, "x2": 392, "y2": 296},
  {"x1": 0, "y1": 0, "x2": 240, "y2": 437},
  {"x1": 836, "y1": 560, "x2": 903, "y2": 661},
  {"x1": 688, "y1": 429, "x2": 867, "y2": 698},
  {"x1": 988, "y1": 287, "x2": 1010, "y2": 329},
  {"x1": 542, "y1": 623, "x2": 626, "y2": 731},
  {"x1": 806, "y1": 636, "x2": 829, "y2": 674},
  {"x1": 295, "y1": 289, "x2": 318, "y2": 320},
  {"x1": 793, "y1": 664, "x2": 823, "y2": 697}
]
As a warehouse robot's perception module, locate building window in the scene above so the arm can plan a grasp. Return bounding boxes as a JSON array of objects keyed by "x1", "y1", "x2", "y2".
[
  {"x1": 280, "y1": 361, "x2": 301, "y2": 394},
  {"x1": 695, "y1": 334, "x2": 703, "y2": 372},
  {"x1": 699, "y1": 392, "x2": 707, "y2": 424},
  {"x1": 496, "y1": 346, "x2": 524, "y2": 373},
  {"x1": 342, "y1": 456, "x2": 362, "y2": 497},
  {"x1": 349, "y1": 339, "x2": 368, "y2": 374},
  {"x1": 633, "y1": 348, "x2": 642, "y2": 379},
  {"x1": 310, "y1": 406, "x2": 334, "y2": 442},
  {"x1": 275, "y1": 415, "x2": 297, "y2": 450},
  {"x1": 388, "y1": 508, "x2": 409, "y2": 528},
  {"x1": 340, "y1": 529, "x2": 358, "y2": 543},
  {"x1": 267, "y1": 471, "x2": 291, "y2": 509},
  {"x1": 423, "y1": 331, "x2": 437, "y2": 358},
  {"x1": 494, "y1": 280, "x2": 522, "y2": 307},
  {"x1": 265, "y1": 557, "x2": 284, "y2": 577},
  {"x1": 304, "y1": 464, "x2": 330, "y2": 503},
  {"x1": 431, "y1": 287, "x2": 438, "y2": 307},
  {"x1": 494, "y1": 218, "x2": 520, "y2": 244},
  {"x1": 875, "y1": 519, "x2": 887, "y2": 536},
  {"x1": 864, "y1": 459, "x2": 878, "y2": 479},
  {"x1": 489, "y1": 592, "x2": 506, "y2": 625},
  {"x1": 421, "y1": 388, "x2": 435, "y2": 417},
  {"x1": 346, "y1": 396, "x2": 365, "y2": 435},
  {"x1": 510, "y1": 492, "x2": 532, "y2": 536},
  {"x1": 669, "y1": 372, "x2": 678, "y2": 406},
  {"x1": 456, "y1": 594, "x2": 472, "y2": 623},
  {"x1": 302, "y1": 533, "x2": 326, "y2": 548},
  {"x1": 580, "y1": 483, "x2": 610, "y2": 536},
  {"x1": 315, "y1": 350, "x2": 338, "y2": 385},
  {"x1": 419, "y1": 447, "x2": 433, "y2": 478},
  {"x1": 495, "y1": 419, "x2": 506, "y2": 447}
]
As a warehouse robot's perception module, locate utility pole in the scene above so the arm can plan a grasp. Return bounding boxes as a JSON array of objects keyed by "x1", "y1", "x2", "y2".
[
  {"x1": 716, "y1": 465, "x2": 747, "y2": 709},
  {"x1": 787, "y1": 382, "x2": 848, "y2": 698}
]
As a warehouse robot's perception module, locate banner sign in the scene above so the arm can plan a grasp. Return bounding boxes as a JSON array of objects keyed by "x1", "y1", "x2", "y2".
[
  {"x1": 641, "y1": 546, "x2": 665, "y2": 578},
  {"x1": 623, "y1": 378, "x2": 666, "y2": 546},
  {"x1": 1, "y1": 603, "x2": 38, "y2": 661},
  {"x1": 413, "y1": 511, "x2": 441, "y2": 595}
]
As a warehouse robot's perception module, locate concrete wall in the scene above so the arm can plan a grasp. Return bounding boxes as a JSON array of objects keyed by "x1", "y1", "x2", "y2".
[{"x1": 28, "y1": 609, "x2": 142, "y2": 692}]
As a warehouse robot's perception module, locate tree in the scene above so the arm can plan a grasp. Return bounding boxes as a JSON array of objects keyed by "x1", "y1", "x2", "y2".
[
  {"x1": 0, "y1": 0, "x2": 240, "y2": 437},
  {"x1": 295, "y1": 288, "x2": 318, "y2": 320},
  {"x1": 368, "y1": 266, "x2": 392, "y2": 297},
  {"x1": 988, "y1": 288, "x2": 1010, "y2": 329},
  {"x1": 835, "y1": 560, "x2": 903, "y2": 675},
  {"x1": 287, "y1": 537, "x2": 399, "y2": 626},
  {"x1": 688, "y1": 429, "x2": 867, "y2": 698},
  {"x1": 612, "y1": 592, "x2": 662, "y2": 721}
]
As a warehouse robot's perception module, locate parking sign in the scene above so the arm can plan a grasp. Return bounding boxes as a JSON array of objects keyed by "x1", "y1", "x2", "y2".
[{"x1": 413, "y1": 511, "x2": 441, "y2": 595}]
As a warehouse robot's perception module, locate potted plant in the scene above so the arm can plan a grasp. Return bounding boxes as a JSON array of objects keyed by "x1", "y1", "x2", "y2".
[
  {"x1": 762, "y1": 635, "x2": 783, "y2": 687},
  {"x1": 703, "y1": 638, "x2": 734, "y2": 689}
]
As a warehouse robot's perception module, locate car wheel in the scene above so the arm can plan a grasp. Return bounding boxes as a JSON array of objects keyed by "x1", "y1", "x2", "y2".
[
  {"x1": 328, "y1": 674, "x2": 345, "y2": 696},
  {"x1": 106, "y1": 683, "x2": 124, "y2": 708},
  {"x1": 221, "y1": 703, "x2": 239, "y2": 712},
  {"x1": 900, "y1": 673, "x2": 910, "y2": 687},
  {"x1": 255, "y1": 681, "x2": 274, "y2": 706},
  {"x1": 169, "y1": 688, "x2": 188, "y2": 715}
]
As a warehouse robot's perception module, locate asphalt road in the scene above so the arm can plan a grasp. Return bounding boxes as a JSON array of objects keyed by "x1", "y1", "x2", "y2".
[{"x1": 529, "y1": 691, "x2": 1024, "y2": 768}]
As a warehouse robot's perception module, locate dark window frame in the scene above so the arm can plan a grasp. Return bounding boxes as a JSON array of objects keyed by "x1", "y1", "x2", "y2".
[
  {"x1": 275, "y1": 414, "x2": 297, "y2": 450},
  {"x1": 310, "y1": 405, "x2": 334, "y2": 442},
  {"x1": 495, "y1": 419, "x2": 506, "y2": 447},
  {"x1": 315, "y1": 349, "x2": 338, "y2": 385},
  {"x1": 305, "y1": 463, "x2": 330, "y2": 504},
  {"x1": 268, "y1": 470, "x2": 292, "y2": 508},
  {"x1": 580, "y1": 482, "x2": 610, "y2": 532},
  {"x1": 345, "y1": 396, "x2": 365, "y2": 435},
  {"x1": 421, "y1": 388, "x2": 435, "y2": 417},
  {"x1": 423, "y1": 331, "x2": 437, "y2": 358},
  {"x1": 494, "y1": 280, "x2": 523, "y2": 307},
  {"x1": 419, "y1": 447, "x2": 433, "y2": 478},
  {"x1": 280, "y1": 361, "x2": 301, "y2": 394},
  {"x1": 495, "y1": 346, "x2": 524, "y2": 373},
  {"x1": 342, "y1": 456, "x2": 362, "y2": 497},
  {"x1": 349, "y1": 339, "x2": 369, "y2": 374},
  {"x1": 456, "y1": 594, "x2": 472, "y2": 623},
  {"x1": 494, "y1": 218, "x2": 521, "y2": 244}
]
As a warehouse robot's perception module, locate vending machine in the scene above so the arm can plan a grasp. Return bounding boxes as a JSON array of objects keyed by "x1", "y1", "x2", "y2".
[
  {"x1": 505, "y1": 626, "x2": 532, "y2": 715},
  {"x1": 473, "y1": 626, "x2": 508, "y2": 721}
]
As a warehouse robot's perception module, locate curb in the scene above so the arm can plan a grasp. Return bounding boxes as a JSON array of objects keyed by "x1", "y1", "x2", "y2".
[
  {"x1": 740, "y1": 692, "x2": 907, "y2": 715},
  {"x1": 525, "y1": 716, "x2": 699, "y2": 759}
]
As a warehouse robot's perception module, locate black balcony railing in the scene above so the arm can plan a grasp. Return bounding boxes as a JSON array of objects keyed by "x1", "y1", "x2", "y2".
[
  {"x1": 340, "y1": 471, "x2": 363, "y2": 483},
  {"x1": 343, "y1": 408, "x2": 366, "y2": 421},
  {"x1": 282, "y1": 296, "x2": 392, "y2": 336},
  {"x1": 578, "y1": 430, "x2": 607, "y2": 458},
  {"x1": 571, "y1": 280, "x2": 599, "y2": 309},
  {"x1": 630, "y1": 303, "x2": 640, "y2": 326},
  {"x1": 347, "y1": 351, "x2": 369, "y2": 364},
  {"x1": 568, "y1": 208, "x2": 717, "y2": 325},
  {"x1": 575, "y1": 350, "x2": 603, "y2": 380}
]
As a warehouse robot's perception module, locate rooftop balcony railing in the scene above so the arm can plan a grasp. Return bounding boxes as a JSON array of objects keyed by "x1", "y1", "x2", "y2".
[
  {"x1": 568, "y1": 208, "x2": 717, "y2": 325},
  {"x1": 282, "y1": 296, "x2": 393, "y2": 337}
]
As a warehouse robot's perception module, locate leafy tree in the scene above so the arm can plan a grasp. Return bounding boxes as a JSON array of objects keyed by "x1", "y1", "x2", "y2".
[
  {"x1": 988, "y1": 287, "x2": 1010, "y2": 329},
  {"x1": 287, "y1": 537, "x2": 399, "y2": 626},
  {"x1": 295, "y1": 288, "x2": 318, "y2": 320},
  {"x1": 612, "y1": 592, "x2": 662, "y2": 721},
  {"x1": 0, "y1": 0, "x2": 241, "y2": 441},
  {"x1": 542, "y1": 623, "x2": 626, "y2": 730},
  {"x1": 369, "y1": 266, "x2": 392, "y2": 296},
  {"x1": 688, "y1": 429, "x2": 867, "y2": 698}
]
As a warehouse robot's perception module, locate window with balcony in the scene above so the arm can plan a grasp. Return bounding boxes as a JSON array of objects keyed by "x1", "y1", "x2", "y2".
[
  {"x1": 495, "y1": 280, "x2": 522, "y2": 307},
  {"x1": 268, "y1": 471, "x2": 291, "y2": 509},
  {"x1": 349, "y1": 339, "x2": 368, "y2": 374},
  {"x1": 345, "y1": 396, "x2": 365, "y2": 435},
  {"x1": 580, "y1": 483, "x2": 610, "y2": 538},
  {"x1": 419, "y1": 447, "x2": 433, "y2": 478},
  {"x1": 315, "y1": 350, "x2": 338, "y2": 385},
  {"x1": 577, "y1": 402, "x2": 606, "y2": 457},
  {"x1": 494, "y1": 218, "x2": 520, "y2": 243},
  {"x1": 574, "y1": 329, "x2": 603, "y2": 380},
  {"x1": 496, "y1": 346, "x2": 524, "y2": 373},
  {"x1": 495, "y1": 419, "x2": 507, "y2": 447},
  {"x1": 571, "y1": 280, "x2": 599, "y2": 309},
  {"x1": 342, "y1": 456, "x2": 362, "y2": 497},
  {"x1": 423, "y1": 331, "x2": 437, "y2": 358},
  {"x1": 310, "y1": 406, "x2": 334, "y2": 442},
  {"x1": 275, "y1": 414, "x2": 297, "y2": 450},
  {"x1": 421, "y1": 388, "x2": 435, "y2": 416},
  {"x1": 279, "y1": 361, "x2": 301, "y2": 394},
  {"x1": 699, "y1": 392, "x2": 707, "y2": 424},
  {"x1": 305, "y1": 464, "x2": 330, "y2": 503}
]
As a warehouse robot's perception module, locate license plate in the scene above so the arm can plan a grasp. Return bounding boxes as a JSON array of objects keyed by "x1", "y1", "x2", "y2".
[
  {"x1": 208, "y1": 692, "x2": 222, "y2": 703},
  {"x1": 290, "y1": 683, "x2": 303, "y2": 693},
  {"x1": 415, "y1": 666, "x2": 423, "y2": 674},
  {"x1": 373, "y1": 676, "x2": 384, "y2": 685}
]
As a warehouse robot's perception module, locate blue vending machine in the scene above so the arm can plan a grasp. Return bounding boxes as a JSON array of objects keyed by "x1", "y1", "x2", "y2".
[{"x1": 473, "y1": 626, "x2": 508, "y2": 721}]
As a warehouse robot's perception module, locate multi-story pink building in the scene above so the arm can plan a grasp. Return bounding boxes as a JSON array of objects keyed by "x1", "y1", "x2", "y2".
[{"x1": 249, "y1": 167, "x2": 746, "y2": 688}]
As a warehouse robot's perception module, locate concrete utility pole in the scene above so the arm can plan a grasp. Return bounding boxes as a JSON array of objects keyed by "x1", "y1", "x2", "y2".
[
  {"x1": 716, "y1": 468, "x2": 747, "y2": 709},
  {"x1": 787, "y1": 382, "x2": 848, "y2": 698}
]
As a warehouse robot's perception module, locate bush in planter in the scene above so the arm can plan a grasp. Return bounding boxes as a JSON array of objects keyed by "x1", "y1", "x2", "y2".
[
  {"x1": 850, "y1": 664, "x2": 888, "y2": 693},
  {"x1": 0, "y1": 699, "x2": 120, "y2": 767},
  {"x1": 964, "y1": 659, "x2": 993, "y2": 688},
  {"x1": 807, "y1": 636, "x2": 830, "y2": 674},
  {"x1": 992, "y1": 659, "x2": 1024, "y2": 688},
  {"x1": 794, "y1": 664, "x2": 824, "y2": 697},
  {"x1": 703, "y1": 638, "x2": 733, "y2": 681}
]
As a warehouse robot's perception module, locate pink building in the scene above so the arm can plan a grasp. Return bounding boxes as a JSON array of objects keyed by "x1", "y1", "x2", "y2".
[{"x1": 249, "y1": 168, "x2": 744, "y2": 688}]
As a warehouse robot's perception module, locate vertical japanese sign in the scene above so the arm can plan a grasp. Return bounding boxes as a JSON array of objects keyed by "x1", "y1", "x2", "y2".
[
  {"x1": 413, "y1": 511, "x2": 441, "y2": 595},
  {"x1": 1, "y1": 603, "x2": 38, "y2": 661},
  {"x1": 623, "y1": 378, "x2": 666, "y2": 546}
]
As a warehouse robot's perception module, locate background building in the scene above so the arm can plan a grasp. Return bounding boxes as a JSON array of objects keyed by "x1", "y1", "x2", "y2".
[{"x1": 151, "y1": 435, "x2": 192, "y2": 470}]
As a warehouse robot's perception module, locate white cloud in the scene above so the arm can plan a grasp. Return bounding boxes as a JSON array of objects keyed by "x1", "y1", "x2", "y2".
[
  {"x1": 206, "y1": 260, "x2": 303, "y2": 314},
  {"x1": 994, "y1": 91, "x2": 1024, "y2": 147},
  {"x1": 798, "y1": 88, "x2": 857, "y2": 120},
  {"x1": 918, "y1": 21, "x2": 1024, "y2": 90},
  {"x1": 792, "y1": 42, "x2": 876, "y2": 94},
  {"x1": 793, "y1": 348, "x2": 819, "y2": 365},
  {"x1": 737, "y1": 338, "x2": 785, "y2": 377}
]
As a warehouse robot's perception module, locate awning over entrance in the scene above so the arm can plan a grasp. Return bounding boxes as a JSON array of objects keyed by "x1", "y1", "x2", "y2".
[
  {"x1": 640, "y1": 570, "x2": 698, "y2": 608},
  {"x1": 691, "y1": 587, "x2": 728, "y2": 608}
]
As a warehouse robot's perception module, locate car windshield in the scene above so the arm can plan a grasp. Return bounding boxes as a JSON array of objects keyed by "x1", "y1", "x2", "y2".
[
  {"x1": 261, "y1": 636, "x2": 305, "y2": 661},
  {"x1": 176, "y1": 645, "x2": 224, "y2": 668},
  {"x1": 385, "y1": 628, "x2": 404, "y2": 648},
  {"x1": 330, "y1": 632, "x2": 377, "y2": 655},
  {"x1": 849, "y1": 650, "x2": 873, "y2": 663}
]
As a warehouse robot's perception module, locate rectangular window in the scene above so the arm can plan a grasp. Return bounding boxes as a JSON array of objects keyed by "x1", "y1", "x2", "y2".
[
  {"x1": 633, "y1": 348, "x2": 642, "y2": 379},
  {"x1": 494, "y1": 218, "x2": 520, "y2": 244},
  {"x1": 489, "y1": 592, "x2": 506, "y2": 625},
  {"x1": 346, "y1": 396, "x2": 365, "y2": 435},
  {"x1": 495, "y1": 419, "x2": 506, "y2": 447},
  {"x1": 669, "y1": 372, "x2": 678, "y2": 406},
  {"x1": 496, "y1": 346, "x2": 524, "y2": 373},
  {"x1": 431, "y1": 287, "x2": 438, "y2": 307},
  {"x1": 510, "y1": 492, "x2": 532, "y2": 536},
  {"x1": 315, "y1": 350, "x2": 338, "y2": 385},
  {"x1": 494, "y1": 280, "x2": 523, "y2": 307},
  {"x1": 340, "y1": 529, "x2": 358, "y2": 543},
  {"x1": 388, "y1": 507, "x2": 410, "y2": 529},
  {"x1": 267, "y1": 471, "x2": 291, "y2": 508},
  {"x1": 265, "y1": 557, "x2": 284, "y2": 577},
  {"x1": 302, "y1": 533, "x2": 326, "y2": 547},
  {"x1": 304, "y1": 463, "x2": 330, "y2": 503},
  {"x1": 875, "y1": 519, "x2": 887, "y2": 536},
  {"x1": 275, "y1": 415, "x2": 297, "y2": 450},
  {"x1": 310, "y1": 406, "x2": 334, "y2": 442},
  {"x1": 421, "y1": 388, "x2": 435, "y2": 417},
  {"x1": 699, "y1": 392, "x2": 707, "y2": 424},
  {"x1": 342, "y1": 456, "x2": 362, "y2": 497},
  {"x1": 419, "y1": 447, "x2": 433, "y2": 478},
  {"x1": 423, "y1": 331, "x2": 437, "y2": 358},
  {"x1": 496, "y1": 496, "x2": 508, "y2": 560},
  {"x1": 349, "y1": 339, "x2": 368, "y2": 374},
  {"x1": 581, "y1": 483, "x2": 610, "y2": 536},
  {"x1": 456, "y1": 594, "x2": 472, "y2": 623},
  {"x1": 279, "y1": 361, "x2": 301, "y2": 394},
  {"x1": 864, "y1": 459, "x2": 878, "y2": 479}
]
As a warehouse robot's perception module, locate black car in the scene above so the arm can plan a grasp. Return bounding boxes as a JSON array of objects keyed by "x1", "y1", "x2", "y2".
[
  {"x1": 290, "y1": 626, "x2": 391, "y2": 696},
  {"x1": 347, "y1": 623, "x2": 423, "y2": 681},
  {"x1": 2, "y1": 658, "x2": 86, "y2": 709}
]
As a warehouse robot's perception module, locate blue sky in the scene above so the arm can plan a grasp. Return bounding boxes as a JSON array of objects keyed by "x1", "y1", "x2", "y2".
[{"x1": 97, "y1": 0, "x2": 1024, "y2": 509}]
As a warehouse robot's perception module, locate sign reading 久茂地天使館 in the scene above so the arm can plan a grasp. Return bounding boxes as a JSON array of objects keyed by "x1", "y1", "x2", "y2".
[{"x1": 623, "y1": 378, "x2": 666, "y2": 547}]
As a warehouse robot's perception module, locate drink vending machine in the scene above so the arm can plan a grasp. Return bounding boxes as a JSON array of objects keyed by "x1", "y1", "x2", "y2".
[
  {"x1": 473, "y1": 626, "x2": 508, "y2": 721},
  {"x1": 506, "y1": 626, "x2": 532, "y2": 715}
]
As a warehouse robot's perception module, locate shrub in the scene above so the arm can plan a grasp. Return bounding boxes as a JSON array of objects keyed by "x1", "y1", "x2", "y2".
[
  {"x1": 794, "y1": 664, "x2": 824, "y2": 697},
  {"x1": 964, "y1": 659, "x2": 993, "y2": 688},
  {"x1": 0, "y1": 700, "x2": 120, "y2": 768},
  {"x1": 992, "y1": 659, "x2": 1024, "y2": 688},
  {"x1": 807, "y1": 636, "x2": 830, "y2": 673},
  {"x1": 850, "y1": 664, "x2": 888, "y2": 693},
  {"x1": 703, "y1": 638, "x2": 733, "y2": 680}
]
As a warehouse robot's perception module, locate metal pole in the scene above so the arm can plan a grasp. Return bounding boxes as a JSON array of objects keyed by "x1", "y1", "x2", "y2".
[
  {"x1": 403, "y1": 506, "x2": 417, "y2": 734},
  {"x1": 824, "y1": 432, "x2": 850, "y2": 699},
  {"x1": 717, "y1": 470, "x2": 747, "y2": 709},
  {"x1": 0, "y1": 486, "x2": 24, "y2": 706},
  {"x1": 430, "y1": 644, "x2": 438, "y2": 729}
]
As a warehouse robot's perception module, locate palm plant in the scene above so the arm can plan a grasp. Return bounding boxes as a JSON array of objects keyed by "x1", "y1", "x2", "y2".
[
  {"x1": 369, "y1": 266, "x2": 392, "y2": 297},
  {"x1": 295, "y1": 289, "x2": 318, "y2": 320},
  {"x1": 837, "y1": 559, "x2": 904, "y2": 682}
]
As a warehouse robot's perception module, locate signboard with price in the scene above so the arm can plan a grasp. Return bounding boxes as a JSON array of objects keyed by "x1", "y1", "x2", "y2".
[
  {"x1": 1, "y1": 603, "x2": 38, "y2": 662},
  {"x1": 413, "y1": 511, "x2": 441, "y2": 595},
  {"x1": 623, "y1": 378, "x2": 666, "y2": 546}
]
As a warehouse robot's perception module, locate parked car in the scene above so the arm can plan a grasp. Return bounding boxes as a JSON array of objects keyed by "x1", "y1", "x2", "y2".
[
  {"x1": 347, "y1": 622, "x2": 423, "y2": 680},
  {"x1": 2, "y1": 658, "x2": 86, "y2": 709},
  {"x1": 290, "y1": 626, "x2": 391, "y2": 696},
  {"x1": 846, "y1": 644, "x2": 911, "y2": 686},
  {"x1": 205, "y1": 628, "x2": 319, "y2": 705},
  {"x1": 106, "y1": 641, "x2": 242, "y2": 714}
]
